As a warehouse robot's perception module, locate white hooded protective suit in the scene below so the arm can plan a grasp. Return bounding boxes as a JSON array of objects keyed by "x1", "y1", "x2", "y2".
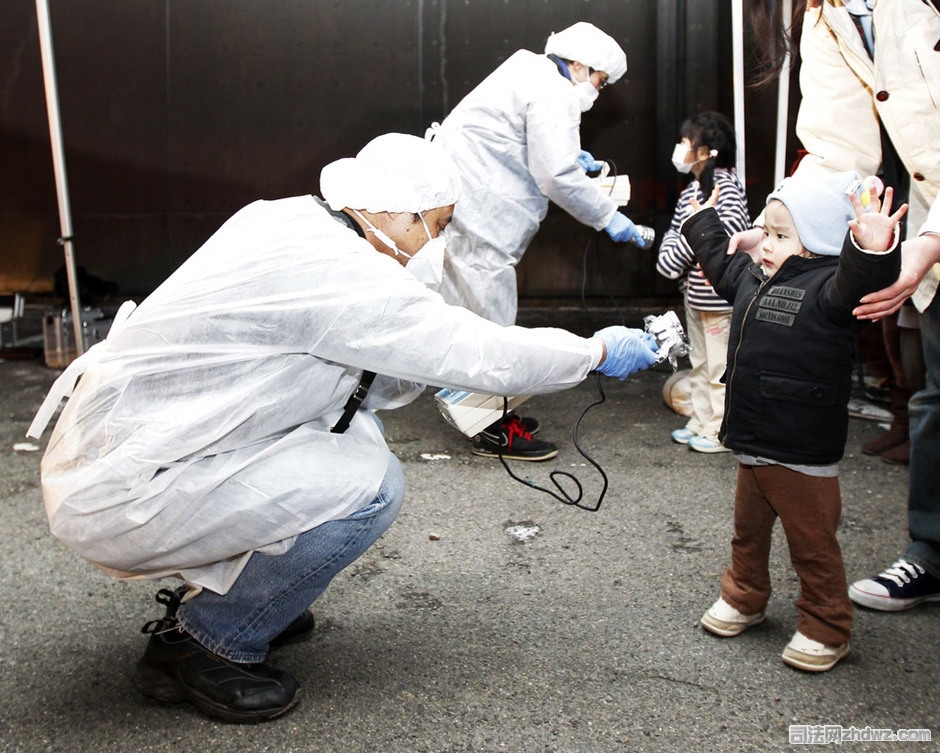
[
  {"x1": 433, "y1": 49, "x2": 620, "y2": 326},
  {"x1": 29, "y1": 197, "x2": 601, "y2": 594}
]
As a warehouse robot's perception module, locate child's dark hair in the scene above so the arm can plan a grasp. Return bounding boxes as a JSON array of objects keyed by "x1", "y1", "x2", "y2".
[{"x1": 679, "y1": 111, "x2": 737, "y2": 197}]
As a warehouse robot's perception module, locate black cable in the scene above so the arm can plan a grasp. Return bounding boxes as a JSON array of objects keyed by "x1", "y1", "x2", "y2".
[
  {"x1": 494, "y1": 377, "x2": 609, "y2": 511},
  {"x1": 582, "y1": 230, "x2": 629, "y2": 327},
  {"x1": 490, "y1": 154, "x2": 642, "y2": 512},
  {"x1": 582, "y1": 159, "x2": 629, "y2": 326}
]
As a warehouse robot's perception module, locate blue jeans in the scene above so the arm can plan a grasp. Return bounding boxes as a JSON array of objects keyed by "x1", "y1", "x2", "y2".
[
  {"x1": 906, "y1": 295, "x2": 940, "y2": 577},
  {"x1": 177, "y1": 454, "x2": 405, "y2": 663}
]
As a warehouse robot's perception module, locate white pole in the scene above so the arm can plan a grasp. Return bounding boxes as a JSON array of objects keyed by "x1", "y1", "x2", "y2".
[
  {"x1": 774, "y1": 0, "x2": 793, "y2": 185},
  {"x1": 35, "y1": 0, "x2": 84, "y2": 356},
  {"x1": 731, "y1": 0, "x2": 746, "y2": 188}
]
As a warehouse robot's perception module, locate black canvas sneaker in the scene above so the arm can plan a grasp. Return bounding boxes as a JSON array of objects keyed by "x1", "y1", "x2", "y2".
[
  {"x1": 849, "y1": 559, "x2": 940, "y2": 611},
  {"x1": 471, "y1": 415, "x2": 558, "y2": 461}
]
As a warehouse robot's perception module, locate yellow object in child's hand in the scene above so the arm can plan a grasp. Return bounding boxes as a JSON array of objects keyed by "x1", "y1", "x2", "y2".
[{"x1": 860, "y1": 175, "x2": 884, "y2": 211}]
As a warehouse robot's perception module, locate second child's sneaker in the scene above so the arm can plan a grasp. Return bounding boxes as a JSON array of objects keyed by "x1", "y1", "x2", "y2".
[
  {"x1": 471, "y1": 415, "x2": 558, "y2": 461},
  {"x1": 781, "y1": 631, "x2": 849, "y2": 672},
  {"x1": 849, "y1": 559, "x2": 940, "y2": 611},
  {"x1": 688, "y1": 435, "x2": 731, "y2": 454},
  {"x1": 700, "y1": 597, "x2": 766, "y2": 637},
  {"x1": 671, "y1": 427, "x2": 696, "y2": 445}
]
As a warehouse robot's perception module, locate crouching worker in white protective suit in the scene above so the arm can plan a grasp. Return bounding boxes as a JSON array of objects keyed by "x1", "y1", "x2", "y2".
[
  {"x1": 427, "y1": 21, "x2": 656, "y2": 462},
  {"x1": 26, "y1": 133, "x2": 660, "y2": 724}
]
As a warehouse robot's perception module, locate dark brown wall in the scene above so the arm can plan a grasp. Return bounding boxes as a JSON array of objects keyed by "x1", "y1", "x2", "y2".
[{"x1": 1, "y1": 0, "x2": 796, "y2": 303}]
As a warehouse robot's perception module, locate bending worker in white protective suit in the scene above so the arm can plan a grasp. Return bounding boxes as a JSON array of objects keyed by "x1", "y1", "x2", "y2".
[
  {"x1": 27, "y1": 133, "x2": 660, "y2": 724},
  {"x1": 428, "y1": 21, "x2": 655, "y2": 461}
]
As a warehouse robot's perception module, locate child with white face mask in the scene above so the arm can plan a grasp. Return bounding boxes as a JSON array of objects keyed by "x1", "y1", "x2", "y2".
[{"x1": 656, "y1": 111, "x2": 751, "y2": 453}]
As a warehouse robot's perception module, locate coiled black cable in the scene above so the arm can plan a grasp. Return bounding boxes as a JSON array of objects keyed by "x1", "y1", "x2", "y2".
[
  {"x1": 491, "y1": 156, "x2": 648, "y2": 512},
  {"x1": 494, "y1": 374, "x2": 609, "y2": 511}
]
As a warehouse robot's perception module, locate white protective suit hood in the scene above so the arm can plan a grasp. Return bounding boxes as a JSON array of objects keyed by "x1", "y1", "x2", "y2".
[
  {"x1": 320, "y1": 132, "x2": 461, "y2": 214},
  {"x1": 544, "y1": 22, "x2": 627, "y2": 84}
]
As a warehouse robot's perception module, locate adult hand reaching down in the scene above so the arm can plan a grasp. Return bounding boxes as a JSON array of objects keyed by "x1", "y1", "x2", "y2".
[
  {"x1": 853, "y1": 233, "x2": 940, "y2": 321},
  {"x1": 593, "y1": 326, "x2": 660, "y2": 379},
  {"x1": 605, "y1": 212, "x2": 656, "y2": 249}
]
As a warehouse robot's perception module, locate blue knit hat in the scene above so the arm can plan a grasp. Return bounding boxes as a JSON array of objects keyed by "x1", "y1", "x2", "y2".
[{"x1": 766, "y1": 171, "x2": 862, "y2": 256}]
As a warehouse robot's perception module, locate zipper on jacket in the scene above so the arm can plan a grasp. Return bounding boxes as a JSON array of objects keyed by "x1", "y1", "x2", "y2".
[{"x1": 724, "y1": 266, "x2": 769, "y2": 428}]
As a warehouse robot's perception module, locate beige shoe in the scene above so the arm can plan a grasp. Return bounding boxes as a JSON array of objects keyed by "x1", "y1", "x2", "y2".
[
  {"x1": 782, "y1": 631, "x2": 850, "y2": 672},
  {"x1": 701, "y1": 597, "x2": 766, "y2": 637}
]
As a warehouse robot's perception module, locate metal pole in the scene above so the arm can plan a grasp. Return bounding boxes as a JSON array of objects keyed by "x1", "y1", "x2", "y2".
[
  {"x1": 35, "y1": 0, "x2": 84, "y2": 356},
  {"x1": 731, "y1": 0, "x2": 746, "y2": 188},
  {"x1": 774, "y1": 0, "x2": 793, "y2": 186}
]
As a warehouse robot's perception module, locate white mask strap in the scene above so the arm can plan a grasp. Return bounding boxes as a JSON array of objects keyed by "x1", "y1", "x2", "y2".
[
  {"x1": 418, "y1": 213, "x2": 433, "y2": 243},
  {"x1": 352, "y1": 209, "x2": 412, "y2": 259}
]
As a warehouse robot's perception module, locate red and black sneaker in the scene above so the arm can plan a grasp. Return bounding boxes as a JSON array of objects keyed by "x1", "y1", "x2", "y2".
[{"x1": 471, "y1": 415, "x2": 558, "y2": 461}]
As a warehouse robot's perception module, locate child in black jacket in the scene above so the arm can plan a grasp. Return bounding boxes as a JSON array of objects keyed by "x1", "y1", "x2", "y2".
[{"x1": 681, "y1": 170, "x2": 906, "y2": 672}]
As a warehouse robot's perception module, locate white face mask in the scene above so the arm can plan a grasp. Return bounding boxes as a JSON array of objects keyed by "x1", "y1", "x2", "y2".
[
  {"x1": 405, "y1": 215, "x2": 446, "y2": 288},
  {"x1": 574, "y1": 80, "x2": 599, "y2": 112},
  {"x1": 671, "y1": 143, "x2": 694, "y2": 174},
  {"x1": 671, "y1": 143, "x2": 718, "y2": 174},
  {"x1": 353, "y1": 209, "x2": 445, "y2": 287}
]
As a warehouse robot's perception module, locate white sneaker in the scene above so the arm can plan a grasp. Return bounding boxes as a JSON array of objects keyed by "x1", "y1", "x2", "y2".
[
  {"x1": 671, "y1": 427, "x2": 696, "y2": 445},
  {"x1": 782, "y1": 630, "x2": 849, "y2": 672},
  {"x1": 688, "y1": 435, "x2": 731, "y2": 454},
  {"x1": 701, "y1": 597, "x2": 766, "y2": 637}
]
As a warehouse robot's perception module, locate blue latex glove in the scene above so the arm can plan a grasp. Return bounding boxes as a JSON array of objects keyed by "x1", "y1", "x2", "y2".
[
  {"x1": 594, "y1": 326, "x2": 660, "y2": 379},
  {"x1": 605, "y1": 212, "x2": 656, "y2": 249},
  {"x1": 577, "y1": 150, "x2": 604, "y2": 173}
]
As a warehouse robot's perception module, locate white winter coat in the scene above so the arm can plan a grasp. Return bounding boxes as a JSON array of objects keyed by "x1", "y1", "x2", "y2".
[
  {"x1": 433, "y1": 50, "x2": 619, "y2": 326},
  {"x1": 794, "y1": 0, "x2": 940, "y2": 310},
  {"x1": 31, "y1": 197, "x2": 601, "y2": 594}
]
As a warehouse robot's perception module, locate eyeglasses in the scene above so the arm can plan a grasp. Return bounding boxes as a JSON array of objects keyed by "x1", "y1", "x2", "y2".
[{"x1": 588, "y1": 67, "x2": 609, "y2": 89}]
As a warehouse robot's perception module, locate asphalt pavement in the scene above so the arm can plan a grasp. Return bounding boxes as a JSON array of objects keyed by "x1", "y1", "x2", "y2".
[{"x1": 1, "y1": 315, "x2": 937, "y2": 752}]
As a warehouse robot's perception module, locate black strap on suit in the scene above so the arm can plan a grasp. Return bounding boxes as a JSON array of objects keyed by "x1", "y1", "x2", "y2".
[{"x1": 330, "y1": 371, "x2": 376, "y2": 434}]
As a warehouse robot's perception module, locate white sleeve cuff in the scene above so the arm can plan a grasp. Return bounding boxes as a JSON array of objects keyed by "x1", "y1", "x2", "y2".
[
  {"x1": 851, "y1": 224, "x2": 901, "y2": 255},
  {"x1": 588, "y1": 337, "x2": 606, "y2": 370}
]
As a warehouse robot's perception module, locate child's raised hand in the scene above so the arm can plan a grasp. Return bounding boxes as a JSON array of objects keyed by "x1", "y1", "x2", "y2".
[
  {"x1": 689, "y1": 185, "x2": 720, "y2": 214},
  {"x1": 848, "y1": 185, "x2": 908, "y2": 252}
]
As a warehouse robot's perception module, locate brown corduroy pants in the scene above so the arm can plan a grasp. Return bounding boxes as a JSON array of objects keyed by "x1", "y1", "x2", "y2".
[{"x1": 719, "y1": 463, "x2": 854, "y2": 646}]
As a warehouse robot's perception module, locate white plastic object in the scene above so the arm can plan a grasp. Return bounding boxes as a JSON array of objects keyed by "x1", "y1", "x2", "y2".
[{"x1": 434, "y1": 389, "x2": 531, "y2": 437}]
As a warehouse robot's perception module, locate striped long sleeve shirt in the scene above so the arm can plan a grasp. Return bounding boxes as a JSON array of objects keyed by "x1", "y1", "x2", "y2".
[{"x1": 656, "y1": 169, "x2": 751, "y2": 312}]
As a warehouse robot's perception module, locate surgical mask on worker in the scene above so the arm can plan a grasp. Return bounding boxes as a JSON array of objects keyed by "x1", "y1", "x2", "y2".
[
  {"x1": 352, "y1": 209, "x2": 444, "y2": 287},
  {"x1": 574, "y1": 81, "x2": 599, "y2": 112},
  {"x1": 405, "y1": 215, "x2": 446, "y2": 287}
]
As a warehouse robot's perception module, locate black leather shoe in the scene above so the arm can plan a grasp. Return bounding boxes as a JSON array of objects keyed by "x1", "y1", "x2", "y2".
[
  {"x1": 133, "y1": 589, "x2": 300, "y2": 723},
  {"x1": 134, "y1": 618, "x2": 300, "y2": 723},
  {"x1": 270, "y1": 610, "x2": 315, "y2": 648}
]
